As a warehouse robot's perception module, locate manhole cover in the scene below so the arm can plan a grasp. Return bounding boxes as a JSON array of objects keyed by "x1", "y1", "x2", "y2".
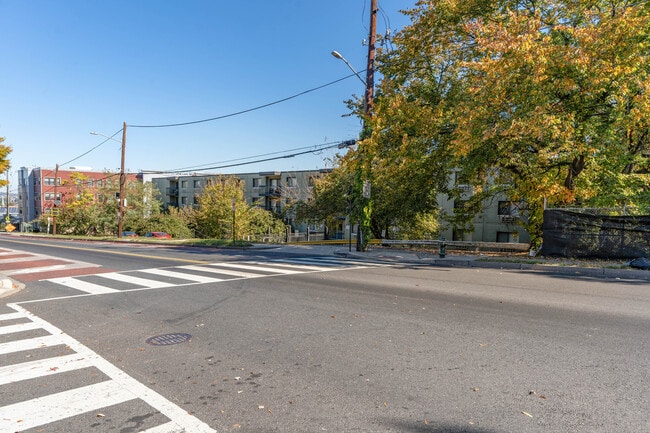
[{"x1": 146, "y1": 333, "x2": 192, "y2": 346}]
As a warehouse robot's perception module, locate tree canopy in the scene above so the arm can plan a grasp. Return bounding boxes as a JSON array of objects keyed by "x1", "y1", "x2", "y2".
[
  {"x1": 348, "y1": 0, "x2": 650, "y2": 241},
  {"x1": 0, "y1": 137, "x2": 11, "y2": 187}
]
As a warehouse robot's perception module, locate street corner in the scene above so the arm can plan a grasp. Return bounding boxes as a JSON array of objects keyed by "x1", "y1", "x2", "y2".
[{"x1": 0, "y1": 275, "x2": 23, "y2": 299}]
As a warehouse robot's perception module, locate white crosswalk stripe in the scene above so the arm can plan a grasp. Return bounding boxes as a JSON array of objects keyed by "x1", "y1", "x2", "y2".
[
  {"x1": 0, "y1": 305, "x2": 216, "y2": 433},
  {"x1": 0, "y1": 380, "x2": 138, "y2": 431},
  {"x1": 47, "y1": 275, "x2": 120, "y2": 294},
  {"x1": 43, "y1": 257, "x2": 383, "y2": 296}
]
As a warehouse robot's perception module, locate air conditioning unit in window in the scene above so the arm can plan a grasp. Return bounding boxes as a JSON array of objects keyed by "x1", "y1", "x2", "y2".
[{"x1": 499, "y1": 215, "x2": 517, "y2": 223}]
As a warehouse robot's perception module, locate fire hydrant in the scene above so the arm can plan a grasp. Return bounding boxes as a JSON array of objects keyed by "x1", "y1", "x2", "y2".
[{"x1": 439, "y1": 236, "x2": 447, "y2": 258}]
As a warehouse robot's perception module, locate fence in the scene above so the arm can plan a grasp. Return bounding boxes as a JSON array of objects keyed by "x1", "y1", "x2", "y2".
[{"x1": 541, "y1": 209, "x2": 650, "y2": 259}]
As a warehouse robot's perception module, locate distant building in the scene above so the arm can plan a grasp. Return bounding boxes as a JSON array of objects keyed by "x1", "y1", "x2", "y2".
[
  {"x1": 147, "y1": 169, "x2": 332, "y2": 231},
  {"x1": 18, "y1": 166, "x2": 140, "y2": 224}
]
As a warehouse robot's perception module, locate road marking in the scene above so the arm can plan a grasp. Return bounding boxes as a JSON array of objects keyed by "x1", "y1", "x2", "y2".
[
  {"x1": 0, "y1": 380, "x2": 138, "y2": 431},
  {"x1": 0, "y1": 311, "x2": 24, "y2": 321},
  {"x1": 47, "y1": 276, "x2": 120, "y2": 294},
  {"x1": 0, "y1": 334, "x2": 63, "y2": 355},
  {"x1": 0, "y1": 320, "x2": 41, "y2": 335},
  {"x1": 40, "y1": 257, "x2": 388, "y2": 297},
  {"x1": 0, "y1": 353, "x2": 93, "y2": 385},
  {"x1": 1, "y1": 304, "x2": 216, "y2": 433},
  {"x1": 0, "y1": 238, "x2": 209, "y2": 264},
  {"x1": 96, "y1": 272, "x2": 174, "y2": 288},
  {"x1": 137, "y1": 268, "x2": 225, "y2": 284},
  {"x1": 207, "y1": 261, "x2": 304, "y2": 274},
  {"x1": 140, "y1": 420, "x2": 193, "y2": 433},
  {"x1": 179, "y1": 264, "x2": 262, "y2": 279}
]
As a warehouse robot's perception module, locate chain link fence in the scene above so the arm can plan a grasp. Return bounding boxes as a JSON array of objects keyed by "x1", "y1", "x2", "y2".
[{"x1": 541, "y1": 209, "x2": 650, "y2": 259}]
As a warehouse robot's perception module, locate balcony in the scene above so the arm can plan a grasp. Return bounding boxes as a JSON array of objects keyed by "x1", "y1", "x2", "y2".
[
  {"x1": 166, "y1": 187, "x2": 179, "y2": 196},
  {"x1": 260, "y1": 187, "x2": 282, "y2": 197}
]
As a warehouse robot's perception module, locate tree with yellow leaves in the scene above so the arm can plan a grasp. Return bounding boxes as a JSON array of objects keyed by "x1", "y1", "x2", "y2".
[
  {"x1": 369, "y1": 0, "x2": 649, "y2": 242},
  {"x1": 0, "y1": 137, "x2": 11, "y2": 188}
]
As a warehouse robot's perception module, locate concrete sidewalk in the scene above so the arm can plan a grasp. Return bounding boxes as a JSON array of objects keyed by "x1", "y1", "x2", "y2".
[{"x1": 274, "y1": 243, "x2": 650, "y2": 281}]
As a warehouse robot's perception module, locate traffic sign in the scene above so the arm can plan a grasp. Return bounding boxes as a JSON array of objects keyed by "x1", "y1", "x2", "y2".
[{"x1": 5, "y1": 223, "x2": 15, "y2": 232}]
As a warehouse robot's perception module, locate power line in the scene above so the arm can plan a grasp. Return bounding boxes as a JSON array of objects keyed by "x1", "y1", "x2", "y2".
[
  {"x1": 129, "y1": 73, "x2": 365, "y2": 129},
  {"x1": 162, "y1": 141, "x2": 344, "y2": 172},
  {"x1": 146, "y1": 140, "x2": 356, "y2": 174},
  {"x1": 58, "y1": 72, "x2": 363, "y2": 170},
  {"x1": 60, "y1": 129, "x2": 123, "y2": 167}
]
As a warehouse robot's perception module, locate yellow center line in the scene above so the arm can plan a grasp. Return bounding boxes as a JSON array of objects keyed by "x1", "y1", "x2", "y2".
[{"x1": 0, "y1": 238, "x2": 210, "y2": 264}]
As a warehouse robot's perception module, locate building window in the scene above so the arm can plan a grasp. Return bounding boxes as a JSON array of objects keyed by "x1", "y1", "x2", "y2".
[
  {"x1": 286, "y1": 177, "x2": 296, "y2": 187},
  {"x1": 253, "y1": 178, "x2": 261, "y2": 188},
  {"x1": 193, "y1": 196, "x2": 199, "y2": 205},
  {"x1": 193, "y1": 180, "x2": 201, "y2": 188},
  {"x1": 181, "y1": 180, "x2": 188, "y2": 188},
  {"x1": 181, "y1": 197, "x2": 188, "y2": 205},
  {"x1": 87, "y1": 179, "x2": 94, "y2": 187},
  {"x1": 98, "y1": 180, "x2": 103, "y2": 187},
  {"x1": 44, "y1": 177, "x2": 59, "y2": 186},
  {"x1": 44, "y1": 193, "x2": 61, "y2": 200},
  {"x1": 498, "y1": 201, "x2": 513, "y2": 215}
]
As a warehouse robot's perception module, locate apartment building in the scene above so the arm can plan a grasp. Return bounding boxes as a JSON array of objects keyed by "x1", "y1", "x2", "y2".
[
  {"x1": 147, "y1": 169, "x2": 331, "y2": 224},
  {"x1": 18, "y1": 166, "x2": 140, "y2": 223},
  {"x1": 146, "y1": 168, "x2": 530, "y2": 243}
]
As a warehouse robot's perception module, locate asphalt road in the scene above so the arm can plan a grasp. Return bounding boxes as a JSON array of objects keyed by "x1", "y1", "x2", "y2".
[{"x1": 1, "y1": 237, "x2": 649, "y2": 433}]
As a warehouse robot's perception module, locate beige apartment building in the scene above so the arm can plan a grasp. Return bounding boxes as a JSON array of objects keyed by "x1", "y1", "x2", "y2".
[{"x1": 146, "y1": 169, "x2": 530, "y2": 244}]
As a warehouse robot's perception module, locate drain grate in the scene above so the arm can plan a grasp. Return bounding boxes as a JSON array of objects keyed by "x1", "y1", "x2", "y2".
[{"x1": 146, "y1": 333, "x2": 192, "y2": 346}]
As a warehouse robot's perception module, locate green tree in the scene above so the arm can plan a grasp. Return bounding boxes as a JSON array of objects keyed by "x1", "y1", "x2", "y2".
[
  {"x1": 370, "y1": 0, "x2": 650, "y2": 242},
  {"x1": 0, "y1": 137, "x2": 11, "y2": 188},
  {"x1": 45, "y1": 172, "x2": 99, "y2": 235},
  {"x1": 191, "y1": 175, "x2": 249, "y2": 239}
]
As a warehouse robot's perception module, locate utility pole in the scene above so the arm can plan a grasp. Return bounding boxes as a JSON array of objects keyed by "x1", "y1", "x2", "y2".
[
  {"x1": 364, "y1": 0, "x2": 377, "y2": 117},
  {"x1": 5, "y1": 169, "x2": 9, "y2": 225},
  {"x1": 53, "y1": 164, "x2": 58, "y2": 235},
  {"x1": 358, "y1": 0, "x2": 377, "y2": 251},
  {"x1": 118, "y1": 122, "x2": 127, "y2": 238}
]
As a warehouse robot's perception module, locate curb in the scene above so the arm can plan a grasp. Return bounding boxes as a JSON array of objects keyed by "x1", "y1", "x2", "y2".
[
  {"x1": 0, "y1": 275, "x2": 22, "y2": 299},
  {"x1": 336, "y1": 251, "x2": 650, "y2": 281}
]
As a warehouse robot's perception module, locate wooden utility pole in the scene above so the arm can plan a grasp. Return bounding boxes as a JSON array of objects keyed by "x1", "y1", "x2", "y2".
[
  {"x1": 118, "y1": 122, "x2": 127, "y2": 238},
  {"x1": 358, "y1": 0, "x2": 377, "y2": 251},
  {"x1": 364, "y1": 0, "x2": 377, "y2": 116},
  {"x1": 53, "y1": 164, "x2": 58, "y2": 235}
]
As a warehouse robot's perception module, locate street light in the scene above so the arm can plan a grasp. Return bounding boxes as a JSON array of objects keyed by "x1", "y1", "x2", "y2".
[
  {"x1": 331, "y1": 51, "x2": 366, "y2": 86},
  {"x1": 90, "y1": 122, "x2": 127, "y2": 238}
]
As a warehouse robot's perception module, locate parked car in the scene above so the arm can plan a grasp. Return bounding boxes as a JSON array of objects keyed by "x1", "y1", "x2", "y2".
[
  {"x1": 122, "y1": 231, "x2": 138, "y2": 237},
  {"x1": 144, "y1": 231, "x2": 172, "y2": 239}
]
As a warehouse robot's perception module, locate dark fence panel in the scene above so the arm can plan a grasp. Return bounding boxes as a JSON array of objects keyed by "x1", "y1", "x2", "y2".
[{"x1": 541, "y1": 210, "x2": 650, "y2": 258}]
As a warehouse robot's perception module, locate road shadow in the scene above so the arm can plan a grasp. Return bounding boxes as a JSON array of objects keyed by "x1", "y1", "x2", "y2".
[{"x1": 376, "y1": 418, "x2": 501, "y2": 433}]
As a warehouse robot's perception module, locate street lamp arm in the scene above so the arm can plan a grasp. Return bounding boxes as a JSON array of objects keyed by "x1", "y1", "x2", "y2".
[{"x1": 331, "y1": 51, "x2": 366, "y2": 86}]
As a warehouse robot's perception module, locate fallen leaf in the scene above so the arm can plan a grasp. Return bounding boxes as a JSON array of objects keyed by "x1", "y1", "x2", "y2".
[
  {"x1": 330, "y1": 315, "x2": 336, "y2": 319},
  {"x1": 49, "y1": 367, "x2": 59, "y2": 371},
  {"x1": 521, "y1": 411, "x2": 533, "y2": 418},
  {"x1": 232, "y1": 423, "x2": 241, "y2": 428},
  {"x1": 96, "y1": 413, "x2": 105, "y2": 418},
  {"x1": 472, "y1": 387, "x2": 480, "y2": 392},
  {"x1": 258, "y1": 405, "x2": 265, "y2": 409}
]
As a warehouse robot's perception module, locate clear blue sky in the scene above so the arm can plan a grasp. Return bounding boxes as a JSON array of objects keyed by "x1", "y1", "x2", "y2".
[{"x1": 1, "y1": 0, "x2": 413, "y2": 192}]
